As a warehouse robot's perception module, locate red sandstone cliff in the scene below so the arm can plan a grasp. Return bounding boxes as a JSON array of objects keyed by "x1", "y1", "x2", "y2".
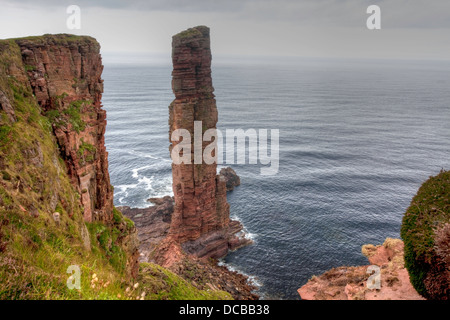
[
  {"x1": 4, "y1": 34, "x2": 138, "y2": 277},
  {"x1": 16, "y1": 35, "x2": 113, "y2": 223},
  {"x1": 166, "y1": 26, "x2": 249, "y2": 260}
]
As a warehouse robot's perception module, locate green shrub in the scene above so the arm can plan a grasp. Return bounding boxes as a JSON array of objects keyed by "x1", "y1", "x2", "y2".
[
  {"x1": 112, "y1": 207, "x2": 122, "y2": 224},
  {"x1": 77, "y1": 139, "x2": 96, "y2": 164},
  {"x1": 45, "y1": 99, "x2": 89, "y2": 133},
  {"x1": 64, "y1": 101, "x2": 86, "y2": 133},
  {"x1": 401, "y1": 170, "x2": 450, "y2": 299}
]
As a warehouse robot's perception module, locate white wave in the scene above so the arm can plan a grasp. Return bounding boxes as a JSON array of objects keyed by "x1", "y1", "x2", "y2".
[
  {"x1": 217, "y1": 260, "x2": 262, "y2": 289},
  {"x1": 131, "y1": 165, "x2": 154, "y2": 179},
  {"x1": 230, "y1": 215, "x2": 257, "y2": 242},
  {"x1": 138, "y1": 175, "x2": 154, "y2": 191},
  {"x1": 114, "y1": 183, "x2": 138, "y2": 204},
  {"x1": 129, "y1": 149, "x2": 171, "y2": 162},
  {"x1": 230, "y1": 214, "x2": 241, "y2": 222},
  {"x1": 237, "y1": 230, "x2": 258, "y2": 242},
  {"x1": 146, "y1": 176, "x2": 174, "y2": 199},
  {"x1": 115, "y1": 164, "x2": 174, "y2": 207},
  {"x1": 115, "y1": 183, "x2": 138, "y2": 192}
]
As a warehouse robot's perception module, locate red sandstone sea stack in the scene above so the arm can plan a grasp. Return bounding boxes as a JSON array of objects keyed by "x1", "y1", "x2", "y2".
[{"x1": 167, "y1": 26, "x2": 250, "y2": 259}]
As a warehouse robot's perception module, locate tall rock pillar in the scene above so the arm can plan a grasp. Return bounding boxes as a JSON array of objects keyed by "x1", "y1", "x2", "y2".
[{"x1": 168, "y1": 26, "x2": 231, "y2": 251}]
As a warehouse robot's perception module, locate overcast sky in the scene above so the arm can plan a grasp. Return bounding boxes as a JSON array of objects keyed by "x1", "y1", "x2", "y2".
[{"x1": 1, "y1": 0, "x2": 450, "y2": 63}]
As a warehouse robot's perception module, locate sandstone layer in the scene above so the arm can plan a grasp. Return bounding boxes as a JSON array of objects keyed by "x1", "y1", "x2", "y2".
[
  {"x1": 298, "y1": 238, "x2": 425, "y2": 300},
  {"x1": 1, "y1": 34, "x2": 138, "y2": 278},
  {"x1": 168, "y1": 26, "x2": 248, "y2": 259},
  {"x1": 16, "y1": 35, "x2": 113, "y2": 224}
]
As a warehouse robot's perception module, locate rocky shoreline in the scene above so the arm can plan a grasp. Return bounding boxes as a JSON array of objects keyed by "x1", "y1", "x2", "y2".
[
  {"x1": 298, "y1": 238, "x2": 425, "y2": 300},
  {"x1": 119, "y1": 168, "x2": 257, "y2": 300},
  {"x1": 119, "y1": 199, "x2": 257, "y2": 300}
]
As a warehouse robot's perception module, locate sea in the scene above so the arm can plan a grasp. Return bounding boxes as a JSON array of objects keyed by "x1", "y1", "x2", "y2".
[{"x1": 102, "y1": 57, "x2": 450, "y2": 300}]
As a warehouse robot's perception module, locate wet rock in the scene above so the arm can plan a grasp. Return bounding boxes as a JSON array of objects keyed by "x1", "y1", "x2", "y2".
[{"x1": 219, "y1": 167, "x2": 241, "y2": 192}]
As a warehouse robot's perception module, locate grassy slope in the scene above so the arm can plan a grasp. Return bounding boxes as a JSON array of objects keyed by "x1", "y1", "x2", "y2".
[{"x1": 0, "y1": 37, "x2": 231, "y2": 300}]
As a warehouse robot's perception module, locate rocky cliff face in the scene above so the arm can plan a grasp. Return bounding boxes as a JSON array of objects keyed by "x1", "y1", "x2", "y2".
[
  {"x1": 0, "y1": 34, "x2": 138, "y2": 280},
  {"x1": 298, "y1": 238, "x2": 424, "y2": 300},
  {"x1": 16, "y1": 35, "x2": 112, "y2": 224},
  {"x1": 168, "y1": 26, "x2": 248, "y2": 259}
]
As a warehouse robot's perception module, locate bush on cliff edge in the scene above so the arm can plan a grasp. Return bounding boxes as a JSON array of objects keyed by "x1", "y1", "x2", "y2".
[{"x1": 401, "y1": 170, "x2": 450, "y2": 300}]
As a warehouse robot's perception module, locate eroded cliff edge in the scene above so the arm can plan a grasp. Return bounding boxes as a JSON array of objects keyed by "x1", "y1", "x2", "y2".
[{"x1": 1, "y1": 34, "x2": 238, "y2": 299}]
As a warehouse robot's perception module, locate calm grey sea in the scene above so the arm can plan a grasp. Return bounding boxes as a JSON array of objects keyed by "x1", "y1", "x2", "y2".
[{"x1": 102, "y1": 58, "x2": 450, "y2": 299}]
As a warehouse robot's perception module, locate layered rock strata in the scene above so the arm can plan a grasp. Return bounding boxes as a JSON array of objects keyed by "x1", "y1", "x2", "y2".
[
  {"x1": 1, "y1": 34, "x2": 138, "y2": 277},
  {"x1": 168, "y1": 26, "x2": 248, "y2": 259},
  {"x1": 16, "y1": 35, "x2": 113, "y2": 223}
]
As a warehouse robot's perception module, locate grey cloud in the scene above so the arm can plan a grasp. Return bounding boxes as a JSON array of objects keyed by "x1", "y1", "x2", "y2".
[
  {"x1": 1, "y1": 0, "x2": 247, "y2": 12},
  {"x1": 3, "y1": 0, "x2": 449, "y2": 29}
]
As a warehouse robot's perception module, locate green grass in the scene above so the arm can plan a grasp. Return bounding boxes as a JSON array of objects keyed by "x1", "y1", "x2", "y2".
[
  {"x1": 0, "y1": 207, "x2": 231, "y2": 300},
  {"x1": 64, "y1": 100, "x2": 88, "y2": 133},
  {"x1": 175, "y1": 27, "x2": 205, "y2": 40},
  {"x1": 138, "y1": 263, "x2": 232, "y2": 300},
  {"x1": 113, "y1": 207, "x2": 134, "y2": 230},
  {"x1": 0, "y1": 125, "x2": 12, "y2": 151},
  {"x1": 44, "y1": 99, "x2": 91, "y2": 133},
  {"x1": 24, "y1": 65, "x2": 36, "y2": 72},
  {"x1": 85, "y1": 212, "x2": 131, "y2": 275},
  {"x1": 77, "y1": 139, "x2": 96, "y2": 164},
  {"x1": 11, "y1": 34, "x2": 100, "y2": 49}
]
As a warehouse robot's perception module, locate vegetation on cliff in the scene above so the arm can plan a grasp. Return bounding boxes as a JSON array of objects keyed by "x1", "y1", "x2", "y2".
[
  {"x1": 401, "y1": 170, "x2": 450, "y2": 300},
  {"x1": 0, "y1": 35, "x2": 232, "y2": 300}
]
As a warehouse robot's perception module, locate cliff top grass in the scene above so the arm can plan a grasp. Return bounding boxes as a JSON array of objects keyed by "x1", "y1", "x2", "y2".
[
  {"x1": 0, "y1": 34, "x2": 100, "y2": 51},
  {"x1": 174, "y1": 26, "x2": 209, "y2": 41}
]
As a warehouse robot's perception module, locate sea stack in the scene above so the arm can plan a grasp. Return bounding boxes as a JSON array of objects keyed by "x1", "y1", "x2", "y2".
[{"x1": 168, "y1": 26, "x2": 248, "y2": 258}]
